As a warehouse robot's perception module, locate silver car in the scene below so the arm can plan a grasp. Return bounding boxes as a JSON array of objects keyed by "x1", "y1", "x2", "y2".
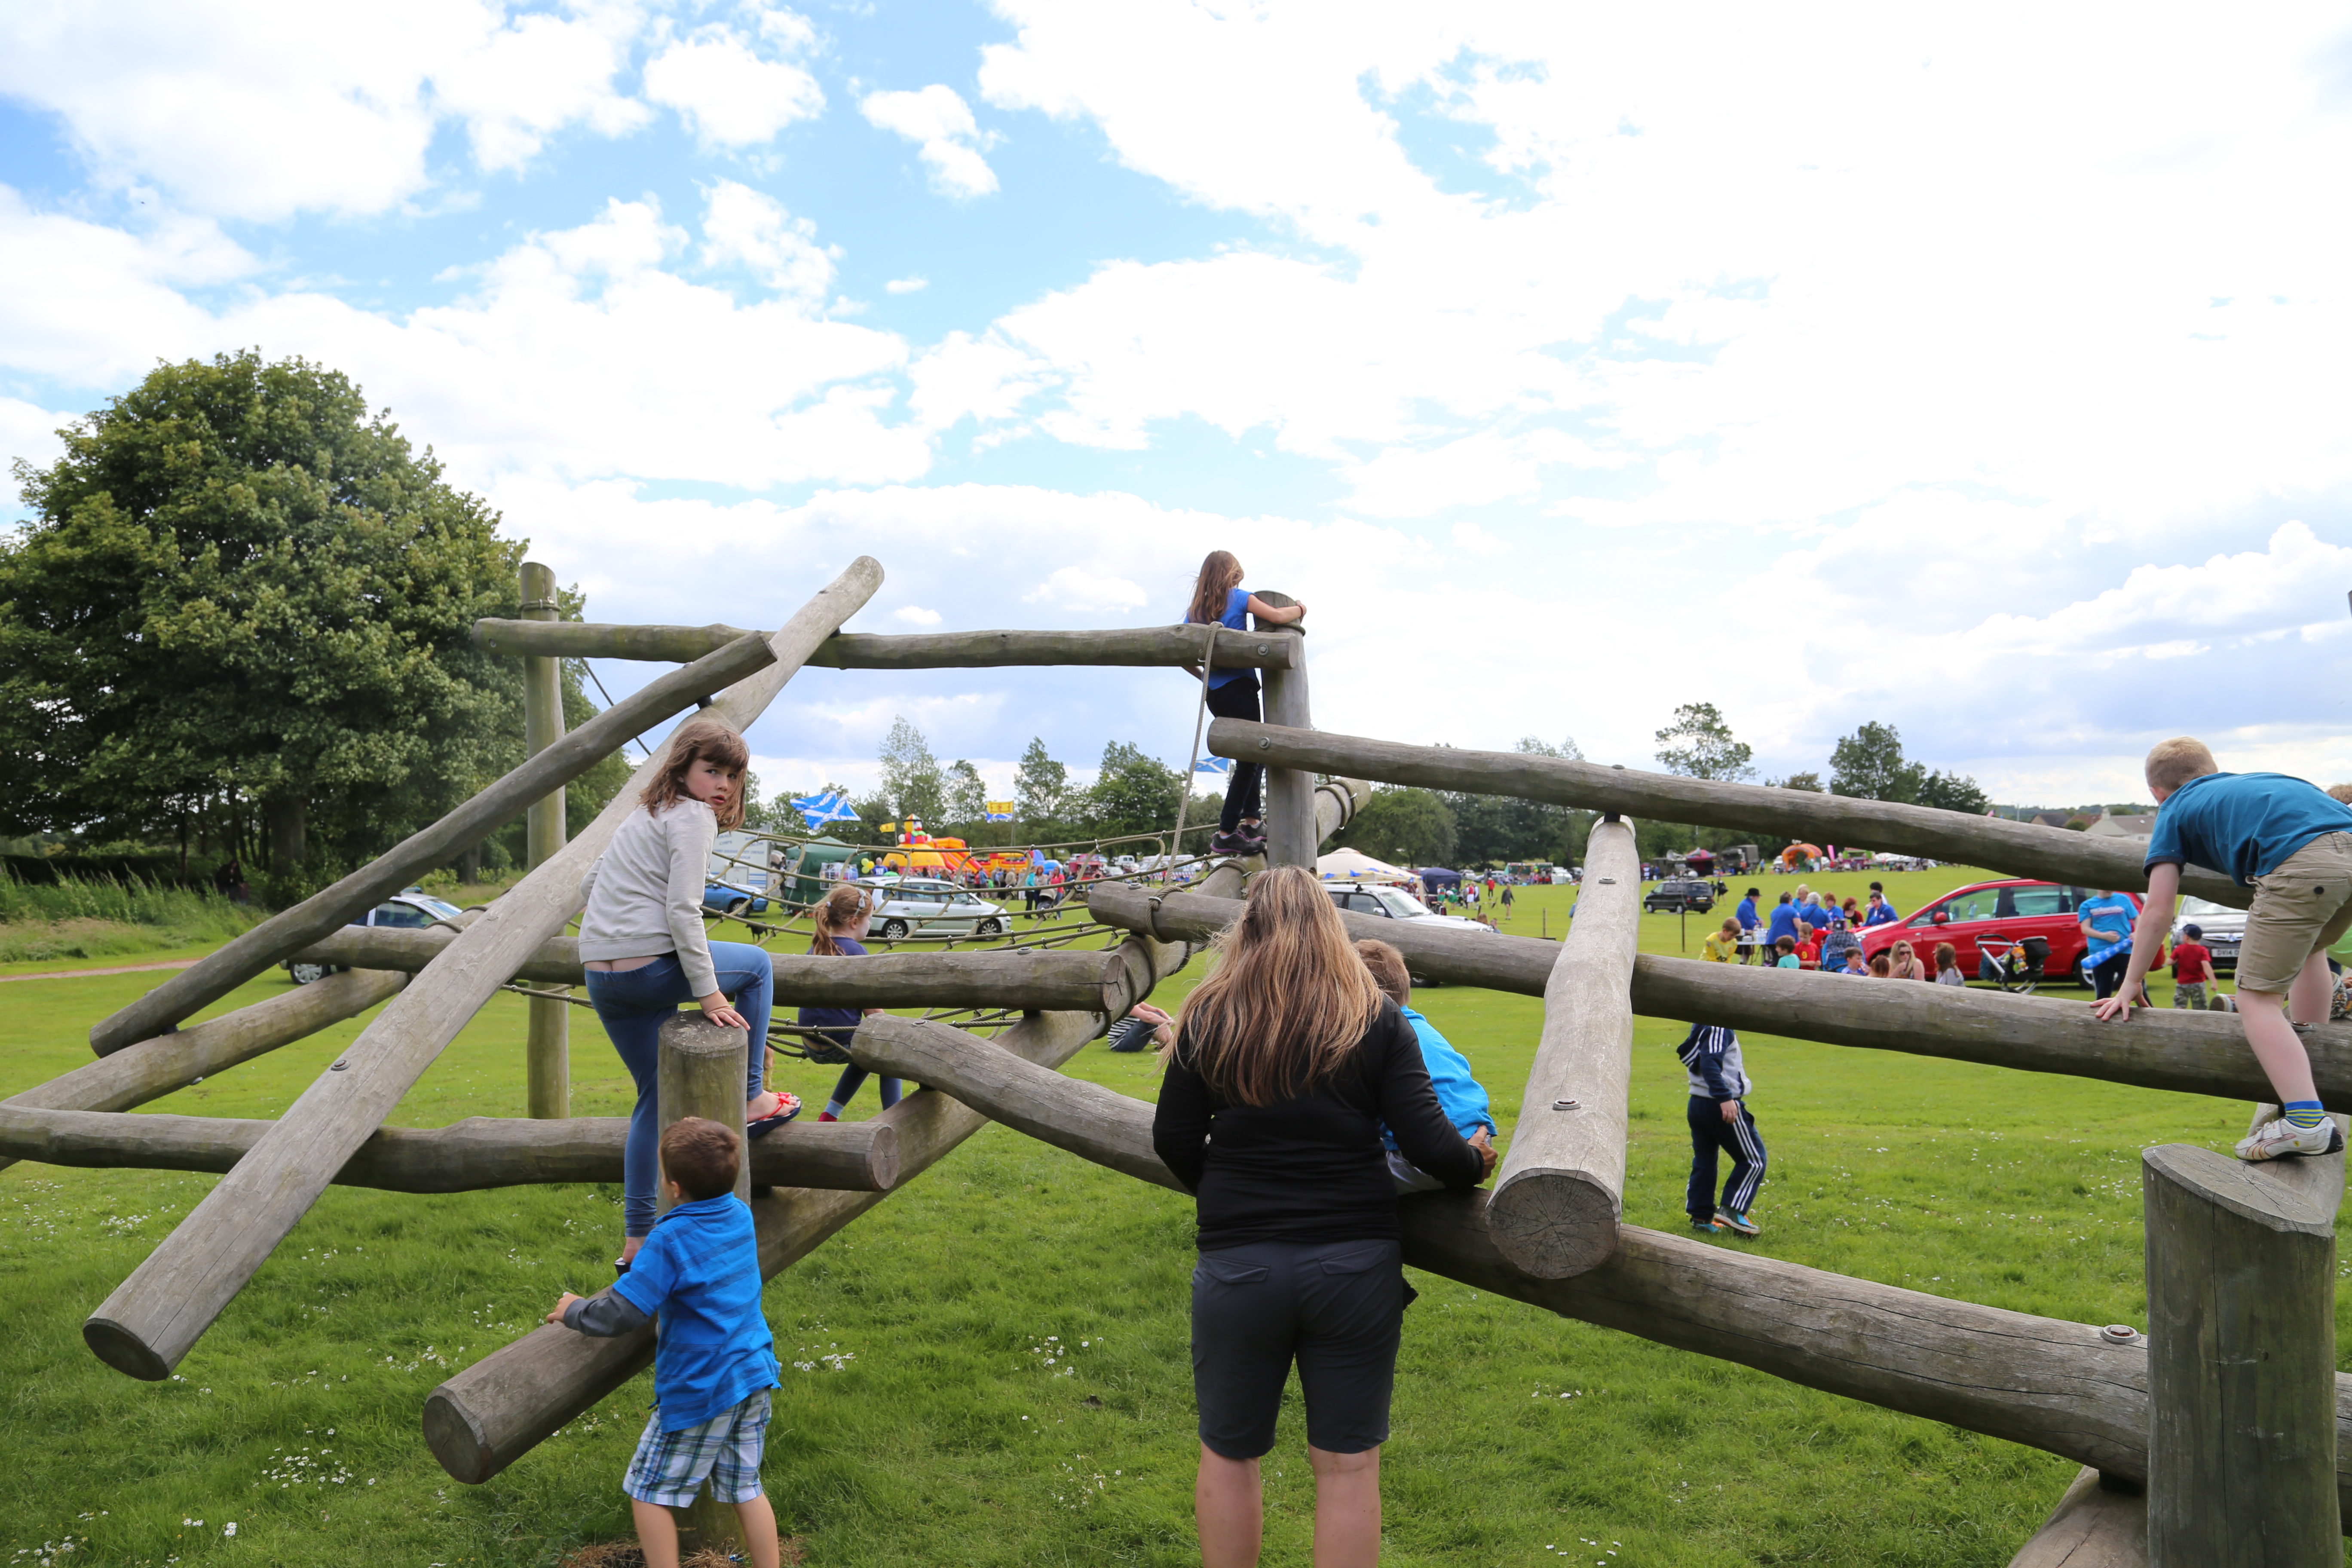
[
  {"x1": 2172, "y1": 894, "x2": 2245, "y2": 973},
  {"x1": 1324, "y1": 883, "x2": 1493, "y2": 934},
  {"x1": 286, "y1": 888, "x2": 466, "y2": 983},
  {"x1": 856, "y1": 878, "x2": 1008, "y2": 940}
]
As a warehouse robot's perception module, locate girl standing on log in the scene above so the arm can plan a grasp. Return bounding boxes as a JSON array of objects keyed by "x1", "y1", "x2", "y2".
[
  {"x1": 579, "y1": 718, "x2": 799, "y2": 1270},
  {"x1": 799, "y1": 884, "x2": 897, "y2": 1121},
  {"x1": 1182, "y1": 551, "x2": 1306, "y2": 858},
  {"x1": 1152, "y1": 864, "x2": 1494, "y2": 1568}
]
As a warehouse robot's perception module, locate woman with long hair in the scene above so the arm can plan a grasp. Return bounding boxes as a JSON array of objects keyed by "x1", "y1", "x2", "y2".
[
  {"x1": 578, "y1": 718, "x2": 799, "y2": 1269},
  {"x1": 1183, "y1": 551, "x2": 1307, "y2": 857},
  {"x1": 1152, "y1": 865, "x2": 1495, "y2": 1568},
  {"x1": 1886, "y1": 940, "x2": 1927, "y2": 982}
]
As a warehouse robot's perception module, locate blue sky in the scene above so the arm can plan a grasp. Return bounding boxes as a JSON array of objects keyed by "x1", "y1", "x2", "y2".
[{"x1": 4, "y1": 1, "x2": 2350, "y2": 809}]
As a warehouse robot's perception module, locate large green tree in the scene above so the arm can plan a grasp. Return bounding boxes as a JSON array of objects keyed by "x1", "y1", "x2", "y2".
[
  {"x1": 1654, "y1": 701, "x2": 1755, "y2": 782},
  {"x1": 1828, "y1": 720, "x2": 1927, "y2": 803},
  {"x1": 1082, "y1": 741, "x2": 1181, "y2": 838},
  {"x1": 873, "y1": 716, "x2": 946, "y2": 825},
  {"x1": 1340, "y1": 787, "x2": 1458, "y2": 867},
  {"x1": 1, "y1": 351, "x2": 524, "y2": 891}
]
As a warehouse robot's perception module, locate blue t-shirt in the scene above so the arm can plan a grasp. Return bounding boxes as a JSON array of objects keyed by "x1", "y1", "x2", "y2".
[
  {"x1": 1735, "y1": 896, "x2": 1759, "y2": 931},
  {"x1": 1799, "y1": 901, "x2": 1833, "y2": 931},
  {"x1": 1764, "y1": 902, "x2": 1803, "y2": 945},
  {"x1": 1193, "y1": 586, "x2": 1254, "y2": 690},
  {"x1": 2076, "y1": 893, "x2": 2138, "y2": 945},
  {"x1": 797, "y1": 936, "x2": 867, "y2": 1038},
  {"x1": 2144, "y1": 772, "x2": 2352, "y2": 885},
  {"x1": 1381, "y1": 1006, "x2": 1495, "y2": 1150},
  {"x1": 614, "y1": 1193, "x2": 779, "y2": 1430},
  {"x1": 1862, "y1": 900, "x2": 1898, "y2": 927}
]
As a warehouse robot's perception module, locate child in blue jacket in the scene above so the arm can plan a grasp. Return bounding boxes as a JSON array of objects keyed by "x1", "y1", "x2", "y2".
[
  {"x1": 1357, "y1": 940, "x2": 1498, "y2": 1189},
  {"x1": 549, "y1": 1118, "x2": 784, "y2": 1568},
  {"x1": 1678, "y1": 1023, "x2": 1766, "y2": 1237}
]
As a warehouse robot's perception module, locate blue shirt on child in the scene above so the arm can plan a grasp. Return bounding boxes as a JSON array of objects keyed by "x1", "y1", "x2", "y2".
[
  {"x1": 613, "y1": 1193, "x2": 779, "y2": 1430},
  {"x1": 796, "y1": 936, "x2": 868, "y2": 1039},
  {"x1": 1381, "y1": 1005, "x2": 1495, "y2": 1150},
  {"x1": 2144, "y1": 772, "x2": 2352, "y2": 885},
  {"x1": 1194, "y1": 587, "x2": 1254, "y2": 690}
]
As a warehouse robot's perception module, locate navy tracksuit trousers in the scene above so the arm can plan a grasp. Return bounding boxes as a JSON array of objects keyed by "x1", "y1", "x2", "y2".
[{"x1": 1686, "y1": 1095, "x2": 1767, "y2": 1219}]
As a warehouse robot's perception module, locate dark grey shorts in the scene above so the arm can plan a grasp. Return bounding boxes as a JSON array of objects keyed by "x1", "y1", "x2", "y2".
[{"x1": 1190, "y1": 1237, "x2": 1406, "y2": 1460}]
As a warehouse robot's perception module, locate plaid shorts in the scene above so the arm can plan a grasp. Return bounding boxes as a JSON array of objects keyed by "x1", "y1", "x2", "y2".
[{"x1": 623, "y1": 1389, "x2": 772, "y2": 1507}]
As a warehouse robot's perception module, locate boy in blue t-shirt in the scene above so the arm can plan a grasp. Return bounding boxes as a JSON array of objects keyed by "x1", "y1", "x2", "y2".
[
  {"x1": 2094, "y1": 737, "x2": 2352, "y2": 1162},
  {"x1": 549, "y1": 1118, "x2": 784, "y2": 1568},
  {"x1": 1356, "y1": 940, "x2": 1497, "y2": 1190}
]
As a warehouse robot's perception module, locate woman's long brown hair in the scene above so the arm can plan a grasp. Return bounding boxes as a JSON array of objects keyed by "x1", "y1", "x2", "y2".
[
  {"x1": 638, "y1": 717, "x2": 750, "y2": 832},
  {"x1": 1185, "y1": 550, "x2": 1246, "y2": 627},
  {"x1": 1175, "y1": 864, "x2": 1384, "y2": 1106},
  {"x1": 809, "y1": 884, "x2": 873, "y2": 956}
]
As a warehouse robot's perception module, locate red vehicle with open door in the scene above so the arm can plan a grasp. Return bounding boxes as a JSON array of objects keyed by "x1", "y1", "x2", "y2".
[{"x1": 1856, "y1": 879, "x2": 2142, "y2": 986}]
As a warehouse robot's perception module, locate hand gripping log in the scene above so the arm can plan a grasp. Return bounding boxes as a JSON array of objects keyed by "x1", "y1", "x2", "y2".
[{"x1": 81, "y1": 558, "x2": 884, "y2": 1381}]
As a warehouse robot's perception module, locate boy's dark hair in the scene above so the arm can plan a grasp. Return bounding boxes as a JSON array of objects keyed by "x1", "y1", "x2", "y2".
[
  {"x1": 1868, "y1": 880, "x2": 1884, "y2": 892},
  {"x1": 1774, "y1": 935, "x2": 1795, "y2": 953},
  {"x1": 1777, "y1": 891, "x2": 1791, "y2": 903},
  {"x1": 2183, "y1": 923, "x2": 2203, "y2": 940},
  {"x1": 1354, "y1": 939, "x2": 1412, "y2": 1006},
  {"x1": 660, "y1": 1116, "x2": 740, "y2": 1200}
]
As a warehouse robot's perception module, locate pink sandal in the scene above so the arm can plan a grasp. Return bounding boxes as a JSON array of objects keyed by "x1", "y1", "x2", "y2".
[{"x1": 746, "y1": 1089, "x2": 801, "y2": 1139}]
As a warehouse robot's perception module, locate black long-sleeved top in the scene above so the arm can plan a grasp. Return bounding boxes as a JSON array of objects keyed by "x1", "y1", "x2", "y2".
[{"x1": 1152, "y1": 998, "x2": 1485, "y2": 1251}]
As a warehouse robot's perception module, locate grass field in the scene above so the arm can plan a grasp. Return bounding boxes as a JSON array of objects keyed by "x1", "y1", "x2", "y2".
[{"x1": 0, "y1": 866, "x2": 2336, "y2": 1567}]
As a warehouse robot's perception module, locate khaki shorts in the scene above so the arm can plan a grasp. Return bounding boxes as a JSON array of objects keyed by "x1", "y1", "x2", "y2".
[{"x1": 2238, "y1": 832, "x2": 2352, "y2": 995}]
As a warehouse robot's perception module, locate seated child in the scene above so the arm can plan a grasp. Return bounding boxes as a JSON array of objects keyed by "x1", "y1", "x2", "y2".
[
  {"x1": 1839, "y1": 948, "x2": 1869, "y2": 977},
  {"x1": 1356, "y1": 940, "x2": 1498, "y2": 1192},
  {"x1": 1933, "y1": 942, "x2": 1966, "y2": 986},
  {"x1": 2170, "y1": 923, "x2": 2214, "y2": 1010},
  {"x1": 1701, "y1": 918, "x2": 1742, "y2": 963},
  {"x1": 1818, "y1": 916, "x2": 1860, "y2": 975},
  {"x1": 1773, "y1": 934, "x2": 1800, "y2": 969},
  {"x1": 1868, "y1": 951, "x2": 1893, "y2": 978},
  {"x1": 1106, "y1": 1000, "x2": 1176, "y2": 1053},
  {"x1": 1795, "y1": 926, "x2": 1824, "y2": 968},
  {"x1": 549, "y1": 1117, "x2": 784, "y2": 1568}
]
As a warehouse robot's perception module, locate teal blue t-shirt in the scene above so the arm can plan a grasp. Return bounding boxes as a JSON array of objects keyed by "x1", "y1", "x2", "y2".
[
  {"x1": 2076, "y1": 892, "x2": 2138, "y2": 945},
  {"x1": 614, "y1": 1193, "x2": 779, "y2": 1430},
  {"x1": 2144, "y1": 772, "x2": 2352, "y2": 885}
]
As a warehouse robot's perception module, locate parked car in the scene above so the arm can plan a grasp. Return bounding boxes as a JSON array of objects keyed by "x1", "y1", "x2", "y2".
[
  {"x1": 1323, "y1": 883, "x2": 1494, "y2": 935},
  {"x1": 2171, "y1": 895, "x2": 2245, "y2": 973},
  {"x1": 855, "y1": 877, "x2": 1008, "y2": 940},
  {"x1": 704, "y1": 881, "x2": 769, "y2": 917},
  {"x1": 1856, "y1": 879, "x2": 2142, "y2": 984},
  {"x1": 1643, "y1": 879, "x2": 1716, "y2": 914},
  {"x1": 285, "y1": 888, "x2": 466, "y2": 984}
]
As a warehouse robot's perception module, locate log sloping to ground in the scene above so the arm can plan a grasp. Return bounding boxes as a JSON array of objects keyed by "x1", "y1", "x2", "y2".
[
  {"x1": 1205, "y1": 717, "x2": 2244, "y2": 907},
  {"x1": 1081, "y1": 882, "x2": 2352, "y2": 1104}
]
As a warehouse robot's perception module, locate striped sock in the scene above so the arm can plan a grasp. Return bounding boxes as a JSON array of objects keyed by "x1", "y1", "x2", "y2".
[{"x1": 2284, "y1": 1100, "x2": 2327, "y2": 1130}]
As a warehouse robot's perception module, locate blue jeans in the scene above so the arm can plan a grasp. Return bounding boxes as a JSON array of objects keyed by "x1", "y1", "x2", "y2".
[{"x1": 584, "y1": 945, "x2": 772, "y2": 1237}]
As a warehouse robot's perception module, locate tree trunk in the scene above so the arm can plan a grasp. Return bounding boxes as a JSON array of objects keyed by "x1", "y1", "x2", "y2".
[{"x1": 265, "y1": 793, "x2": 305, "y2": 876}]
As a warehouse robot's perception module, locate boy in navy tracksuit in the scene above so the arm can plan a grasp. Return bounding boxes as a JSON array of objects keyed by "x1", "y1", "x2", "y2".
[{"x1": 1678, "y1": 1023, "x2": 1766, "y2": 1237}]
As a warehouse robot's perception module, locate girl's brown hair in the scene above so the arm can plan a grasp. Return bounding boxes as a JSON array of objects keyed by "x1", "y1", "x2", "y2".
[
  {"x1": 809, "y1": 884, "x2": 873, "y2": 956},
  {"x1": 1175, "y1": 864, "x2": 1384, "y2": 1106},
  {"x1": 1185, "y1": 550, "x2": 1246, "y2": 628},
  {"x1": 638, "y1": 717, "x2": 751, "y2": 832},
  {"x1": 1933, "y1": 941, "x2": 1957, "y2": 973}
]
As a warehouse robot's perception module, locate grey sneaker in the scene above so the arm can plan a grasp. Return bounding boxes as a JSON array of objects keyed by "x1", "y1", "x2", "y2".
[{"x1": 2235, "y1": 1117, "x2": 2344, "y2": 1162}]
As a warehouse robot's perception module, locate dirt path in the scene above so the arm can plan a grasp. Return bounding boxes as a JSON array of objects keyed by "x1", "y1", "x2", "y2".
[{"x1": 0, "y1": 958, "x2": 203, "y2": 984}]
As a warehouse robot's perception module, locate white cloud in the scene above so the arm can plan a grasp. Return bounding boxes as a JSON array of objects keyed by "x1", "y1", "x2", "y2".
[
  {"x1": 861, "y1": 85, "x2": 999, "y2": 198},
  {"x1": 700, "y1": 180, "x2": 835, "y2": 304},
  {"x1": 1022, "y1": 566, "x2": 1149, "y2": 612},
  {"x1": 885, "y1": 276, "x2": 929, "y2": 294},
  {"x1": 643, "y1": 13, "x2": 824, "y2": 149},
  {"x1": 0, "y1": 396, "x2": 74, "y2": 484},
  {"x1": 893, "y1": 604, "x2": 944, "y2": 625}
]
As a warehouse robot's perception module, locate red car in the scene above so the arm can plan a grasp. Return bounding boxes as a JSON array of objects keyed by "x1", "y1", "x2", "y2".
[{"x1": 1855, "y1": 879, "x2": 2143, "y2": 984}]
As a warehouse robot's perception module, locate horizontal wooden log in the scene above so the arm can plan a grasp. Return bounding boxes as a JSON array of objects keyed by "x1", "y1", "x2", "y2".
[
  {"x1": 83, "y1": 561, "x2": 883, "y2": 1383},
  {"x1": 2007, "y1": 1467, "x2": 2146, "y2": 1568},
  {"x1": 0, "y1": 1106, "x2": 897, "y2": 1192},
  {"x1": 1082, "y1": 882, "x2": 2352, "y2": 1105},
  {"x1": 474, "y1": 619, "x2": 1303, "y2": 671},
  {"x1": 89, "y1": 631, "x2": 776, "y2": 1059},
  {"x1": 289, "y1": 924, "x2": 1132, "y2": 1009},
  {"x1": 0, "y1": 968, "x2": 410, "y2": 1179},
  {"x1": 1207, "y1": 718, "x2": 2244, "y2": 908}
]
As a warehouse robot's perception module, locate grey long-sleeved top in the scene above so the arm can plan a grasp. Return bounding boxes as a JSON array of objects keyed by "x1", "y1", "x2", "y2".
[{"x1": 578, "y1": 799, "x2": 720, "y2": 996}]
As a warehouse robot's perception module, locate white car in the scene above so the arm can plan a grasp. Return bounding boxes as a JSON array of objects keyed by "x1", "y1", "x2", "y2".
[
  {"x1": 2172, "y1": 894, "x2": 2245, "y2": 973},
  {"x1": 285, "y1": 888, "x2": 466, "y2": 983},
  {"x1": 855, "y1": 877, "x2": 1009, "y2": 940},
  {"x1": 1324, "y1": 883, "x2": 1494, "y2": 934}
]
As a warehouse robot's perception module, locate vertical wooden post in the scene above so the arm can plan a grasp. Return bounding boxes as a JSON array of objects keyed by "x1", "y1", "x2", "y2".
[
  {"x1": 2142, "y1": 1109, "x2": 2344, "y2": 1565},
  {"x1": 521, "y1": 561, "x2": 569, "y2": 1119},
  {"x1": 1252, "y1": 590, "x2": 1314, "y2": 869},
  {"x1": 655, "y1": 1011, "x2": 754, "y2": 1555},
  {"x1": 1484, "y1": 817, "x2": 1640, "y2": 1278}
]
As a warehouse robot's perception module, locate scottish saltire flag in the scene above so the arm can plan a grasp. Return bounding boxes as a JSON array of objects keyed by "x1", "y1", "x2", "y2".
[
  {"x1": 1194, "y1": 757, "x2": 1233, "y2": 775},
  {"x1": 985, "y1": 801, "x2": 1016, "y2": 822},
  {"x1": 791, "y1": 790, "x2": 861, "y2": 828}
]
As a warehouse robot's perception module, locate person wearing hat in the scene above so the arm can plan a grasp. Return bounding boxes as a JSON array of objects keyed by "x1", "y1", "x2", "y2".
[
  {"x1": 1819, "y1": 914, "x2": 1861, "y2": 976},
  {"x1": 2171, "y1": 922, "x2": 2216, "y2": 1010}
]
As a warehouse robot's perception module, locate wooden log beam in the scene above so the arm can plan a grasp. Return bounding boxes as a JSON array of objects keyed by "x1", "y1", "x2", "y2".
[
  {"x1": 0, "y1": 1105, "x2": 897, "y2": 1192},
  {"x1": 472, "y1": 618, "x2": 1304, "y2": 672},
  {"x1": 82, "y1": 558, "x2": 884, "y2": 1383},
  {"x1": 2006, "y1": 1467, "x2": 2147, "y2": 1568},
  {"x1": 1207, "y1": 718, "x2": 2245, "y2": 908},
  {"x1": 658, "y1": 1014, "x2": 752, "y2": 1209},
  {"x1": 1249, "y1": 590, "x2": 1315, "y2": 870},
  {"x1": 2144, "y1": 1114, "x2": 2345, "y2": 1560},
  {"x1": 519, "y1": 561, "x2": 570, "y2": 1121},
  {"x1": 285, "y1": 923, "x2": 1140, "y2": 1011},
  {"x1": 418, "y1": 858, "x2": 1240, "y2": 1487},
  {"x1": 88, "y1": 629, "x2": 779, "y2": 1059},
  {"x1": 0, "y1": 968, "x2": 410, "y2": 1179},
  {"x1": 1080, "y1": 883, "x2": 2352, "y2": 1105},
  {"x1": 1486, "y1": 817, "x2": 1638, "y2": 1278}
]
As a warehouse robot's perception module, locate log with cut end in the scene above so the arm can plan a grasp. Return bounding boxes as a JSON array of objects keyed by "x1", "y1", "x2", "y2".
[
  {"x1": 1249, "y1": 591, "x2": 1315, "y2": 869},
  {"x1": 285, "y1": 924, "x2": 1135, "y2": 1011},
  {"x1": 473, "y1": 618, "x2": 1304, "y2": 671},
  {"x1": 657, "y1": 1014, "x2": 751, "y2": 1210},
  {"x1": 0, "y1": 1105, "x2": 896, "y2": 1192},
  {"x1": 1483, "y1": 817, "x2": 1638, "y2": 1279},
  {"x1": 88, "y1": 630, "x2": 778, "y2": 1059},
  {"x1": 1206, "y1": 717, "x2": 2244, "y2": 908},
  {"x1": 81, "y1": 558, "x2": 884, "y2": 1383},
  {"x1": 420, "y1": 873, "x2": 1225, "y2": 1485},
  {"x1": 2005, "y1": 1467, "x2": 2146, "y2": 1568},
  {"x1": 1079, "y1": 882, "x2": 2352, "y2": 1103}
]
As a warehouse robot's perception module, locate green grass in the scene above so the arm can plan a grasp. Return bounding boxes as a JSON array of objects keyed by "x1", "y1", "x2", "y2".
[
  {"x1": 0, "y1": 870, "x2": 2334, "y2": 1566},
  {"x1": 0, "y1": 869, "x2": 263, "y2": 968}
]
